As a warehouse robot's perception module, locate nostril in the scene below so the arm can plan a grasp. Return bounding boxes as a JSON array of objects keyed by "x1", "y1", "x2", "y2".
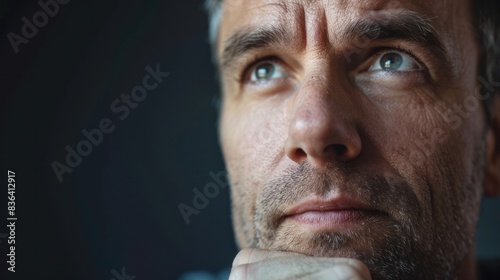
[
  {"x1": 324, "y1": 144, "x2": 347, "y2": 158},
  {"x1": 295, "y1": 148, "x2": 307, "y2": 159}
]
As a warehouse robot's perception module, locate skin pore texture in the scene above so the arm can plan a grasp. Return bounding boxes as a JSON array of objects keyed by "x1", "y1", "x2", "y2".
[{"x1": 216, "y1": 0, "x2": 500, "y2": 279}]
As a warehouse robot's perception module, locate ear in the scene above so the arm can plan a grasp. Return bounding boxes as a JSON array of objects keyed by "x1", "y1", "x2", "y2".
[{"x1": 484, "y1": 96, "x2": 500, "y2": 197}]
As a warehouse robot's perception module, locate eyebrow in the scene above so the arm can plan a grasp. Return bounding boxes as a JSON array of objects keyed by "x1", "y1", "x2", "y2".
[
  {"x1": 343, "y1": 11, "x2": 449, "y2": 63},
  {"x1": 219, "y1": 10, "x2": 449, "y2": 72},
  {"x1": 220, "y1": 24, "x2": 290, "y2": 71}
]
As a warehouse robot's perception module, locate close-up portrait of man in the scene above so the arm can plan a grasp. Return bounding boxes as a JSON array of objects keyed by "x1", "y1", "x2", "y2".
[
  {"x1": 206, "y1": 0, "x2": 500, "y2": 279},
  {"x1": 2, "y1": 0, "x2": 500, "y2": 279}
]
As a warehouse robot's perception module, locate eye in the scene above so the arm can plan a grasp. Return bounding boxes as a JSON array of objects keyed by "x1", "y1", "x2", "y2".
[
  {"x1": 369, "y1": 51, "x2": 422, "y2": 72},
  {"x1": 250, "y1": 62, "x2": 288, "y2": 82}
]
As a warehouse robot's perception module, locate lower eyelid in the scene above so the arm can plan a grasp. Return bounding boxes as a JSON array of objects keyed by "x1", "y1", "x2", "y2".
[
  {"x1": 249, "y1": 76, "x2": 288, "y2": 86},
  {"x1": 361, "y1": 69, "x2": 428, "y2": 84}
]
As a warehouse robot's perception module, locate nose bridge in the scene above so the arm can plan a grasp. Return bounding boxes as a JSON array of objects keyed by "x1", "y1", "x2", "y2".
[
  {"x1": 285, "y1": 59, "x2": 361, "y2": 167},
  {"x1": 291, "y1": 62, "x2": 346, "y2": 132},
  {"x1": 310, "y1": 73, "x2": 334, "y2": 104}
]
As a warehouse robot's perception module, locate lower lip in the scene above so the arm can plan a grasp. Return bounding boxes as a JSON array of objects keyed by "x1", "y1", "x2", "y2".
[{"x1": 288, "y1": 210, "x2": 381, "y2": 230}]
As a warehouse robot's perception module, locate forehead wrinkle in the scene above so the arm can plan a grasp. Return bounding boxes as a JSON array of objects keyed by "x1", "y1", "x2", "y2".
[
  {"x1": 219, "y1": 2, "x2": 307, "y2": 70},
  {"x1": 220, "y1": 0, "x2": 456, "y2": 75},
  {"x1": 323, "y1": 0, "x2": 420, "y2": 12},
  {"x1": 303, "y1": 4, "x2": 330, "y2": 53}
]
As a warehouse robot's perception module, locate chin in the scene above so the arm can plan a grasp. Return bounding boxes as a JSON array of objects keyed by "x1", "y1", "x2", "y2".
[{"x1": 257, "y1": 220, "x2": 437, "y2": 280}]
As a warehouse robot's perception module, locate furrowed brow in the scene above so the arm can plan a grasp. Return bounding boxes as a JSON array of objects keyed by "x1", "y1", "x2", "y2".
[
  {"x1": 218, "y1": 12, "x2": 450, "y2": 73},
  {"x1": 343, "y1": 11, "x2": 450, "y2": 65},
  {"x1": 220, "y1": 25, "x2": 290, "y2": 72}
]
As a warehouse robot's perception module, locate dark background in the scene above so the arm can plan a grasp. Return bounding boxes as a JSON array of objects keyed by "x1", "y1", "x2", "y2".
[{"x1": 0, "y1": 0, "x2": 498, "y2": 279}]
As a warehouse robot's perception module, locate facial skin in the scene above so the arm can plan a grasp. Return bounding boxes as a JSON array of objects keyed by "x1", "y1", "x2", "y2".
[{"x1": 216, "y1": 0, "x2": 500, "y2": 279}]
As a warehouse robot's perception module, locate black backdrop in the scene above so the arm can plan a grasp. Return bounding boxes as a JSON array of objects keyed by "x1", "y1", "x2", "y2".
[{"x1": 0, "y1": 1, "x2": 498, "y2": 279}]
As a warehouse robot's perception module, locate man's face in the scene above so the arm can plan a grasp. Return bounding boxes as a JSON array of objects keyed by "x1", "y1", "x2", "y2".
[{"x1": 217, "y1": 0, "x2": 487, "y2": 279}]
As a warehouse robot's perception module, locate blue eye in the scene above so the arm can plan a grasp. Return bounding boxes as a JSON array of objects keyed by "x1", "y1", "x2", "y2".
[
  {"x1": 250, "y1": 62, "x2": 287, "y2": 82},
  {"x1": 369, "y1": 52, "x2": 421, "y2": 72}
]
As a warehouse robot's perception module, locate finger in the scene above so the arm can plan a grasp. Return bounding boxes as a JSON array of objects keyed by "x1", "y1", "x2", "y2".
[
  {"x1": 232, "y1": 248, "x2": 305, "y2": 266},
  {"x1": 305, "y1": 264, "x2": 372, "y2": 280},
  {"x1": 229, "y1": 263, "x2": 247, "y2": 280},
  {"x1": 233, "y1": 249, "x2": 370, "y2": 273},
  {"x1": 230, "y1": 255, "x2": 371, "y2": 280},
  {"x1": 340, "y1": 258, "x2": 371, "y2": 280}
]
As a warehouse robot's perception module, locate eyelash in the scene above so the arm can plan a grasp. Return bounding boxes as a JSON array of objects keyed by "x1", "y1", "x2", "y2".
[
  {"x1": 368, "y1": 45, "x2": 426, "y2": 71},
  {"x1": 237, "y1": 46, "x2": 427, "y2": 83},
  {"x1": 237, "y1": 55, "x2": 281, "y2": 84}
]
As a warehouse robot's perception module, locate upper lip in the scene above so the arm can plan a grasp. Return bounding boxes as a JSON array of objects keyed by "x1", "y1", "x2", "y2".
[{"x1": 284, "y1": 196, "x2": 381, "y2": 216}]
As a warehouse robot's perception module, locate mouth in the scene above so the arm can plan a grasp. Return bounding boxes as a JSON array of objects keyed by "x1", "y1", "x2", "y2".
[{"x1": 283, "y1": 197, "x2": 387, "y2": 231}]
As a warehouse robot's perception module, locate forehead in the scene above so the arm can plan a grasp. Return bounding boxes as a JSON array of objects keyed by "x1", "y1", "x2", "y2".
[
  {"x1": 221, "y1": 0, "x2": 449, "y2": 19},
  {"x1": 218, "y1": 0, "x2": 471, "y2": 50},
  {"x1": 222, "y1": 0, "x2": 431, "y2": 15}
]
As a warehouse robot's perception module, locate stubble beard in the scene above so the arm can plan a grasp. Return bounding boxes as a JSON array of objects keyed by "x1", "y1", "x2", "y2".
[{"x1": 230, "y1": 142, "x2": 485, "y2": 280}]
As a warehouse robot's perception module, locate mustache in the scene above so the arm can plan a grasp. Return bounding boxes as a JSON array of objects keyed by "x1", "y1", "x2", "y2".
[{"x1": 255, "y1": 162, "x2": 421, "y2": 230}]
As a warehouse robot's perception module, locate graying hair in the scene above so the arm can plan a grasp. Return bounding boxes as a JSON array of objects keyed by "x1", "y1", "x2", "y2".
[
  {"x1": 204, "y1": 0, "x2": 223, "y2": 63},
  {"x1": 205, "y1": 0, "x2": 499, "y2": 108},
  {"x1": 474, "y1": 0, "x2": 500, "y2": 110}
]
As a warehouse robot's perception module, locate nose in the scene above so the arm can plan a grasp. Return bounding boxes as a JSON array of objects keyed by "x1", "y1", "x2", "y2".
[{"x1": 285, "y1": 75, "x2": 362, "y2": 167}]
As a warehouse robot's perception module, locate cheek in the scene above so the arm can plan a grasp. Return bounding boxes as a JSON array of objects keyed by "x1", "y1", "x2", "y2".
[
  {"x1": 368, "y1": 87, "x2": 482, "y2": 228},
  {"x1": 220, "y1": 105, "x2": 286, "y2": 187},
  {"x1": 221, "y1": 101, "x2": 289, "y2": 247},
  {"x1": 221, "y1": 101, "x2": 288, "y2": 181}
]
